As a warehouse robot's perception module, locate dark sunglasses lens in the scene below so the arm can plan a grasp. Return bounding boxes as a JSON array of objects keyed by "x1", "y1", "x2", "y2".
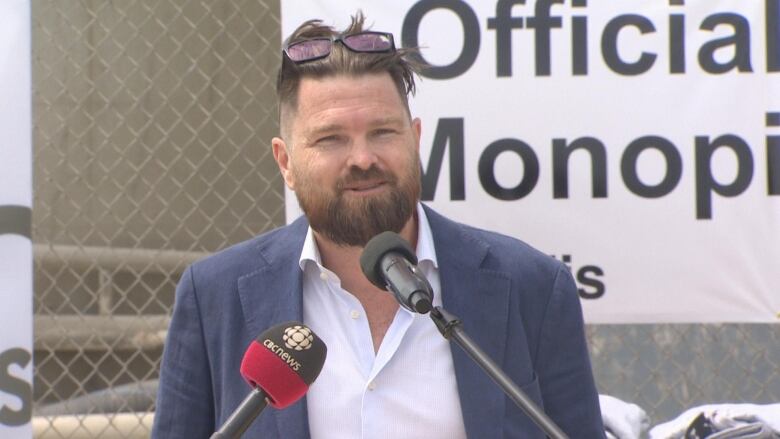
[
  {"x1": 286, "y1": 39, "x2": 331, "y2": 62},
  {"x1": 343, "y1": 33, "x2": 393, "y2": 52}
]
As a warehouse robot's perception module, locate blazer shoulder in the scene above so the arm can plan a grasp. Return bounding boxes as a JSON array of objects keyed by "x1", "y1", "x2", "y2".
[
  {"x1": 188, "y1": 216, "x2": 308, "y2": 284},
  {"x1": 425, "y1": 206, "x2": 563, "y2": 279}
]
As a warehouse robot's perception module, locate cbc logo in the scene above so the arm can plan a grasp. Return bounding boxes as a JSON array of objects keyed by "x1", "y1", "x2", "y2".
[{"x1": 283, "y1": 325, "x2": 314, "y2": 351}]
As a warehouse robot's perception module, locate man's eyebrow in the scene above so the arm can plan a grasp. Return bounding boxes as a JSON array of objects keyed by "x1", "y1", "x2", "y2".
[
  {"x1": 305, "y1": 123, "x2": 344, "y2": 138},
  {"x1": 306, "y1": 117, "x2": 407, "y2": 138},
  {"x1": 367, "y1": 116, "x2": 406, "y2": 128}
]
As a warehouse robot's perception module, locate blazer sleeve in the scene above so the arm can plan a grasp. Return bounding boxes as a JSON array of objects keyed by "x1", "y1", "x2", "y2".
[
  {"x1": 535, "y1": 264, "x2": 605, "y2": 438},
  {"x1": 152, "y1": 265, "x2": 215, "y2": 438}
]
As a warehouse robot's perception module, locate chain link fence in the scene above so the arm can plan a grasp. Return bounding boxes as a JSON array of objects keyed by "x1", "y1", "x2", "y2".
[
  {"x1": 31, "y1": 1, "x2": 778, "y2": 437},
  {"x1": 32, "y1": 0, "x2": 282, "y2": 436}
]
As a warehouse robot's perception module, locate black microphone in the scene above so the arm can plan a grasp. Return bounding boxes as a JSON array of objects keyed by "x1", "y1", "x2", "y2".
[
  {"x1": 360, "y1": 231, "x2": 433, "y2": 314},
  {"x1": 211, "y1": 322, "x2": 327, "y2": 439}
]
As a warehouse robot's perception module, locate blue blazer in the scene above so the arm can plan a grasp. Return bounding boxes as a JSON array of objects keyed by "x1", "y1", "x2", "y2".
[{"x1": 153, "y1": 206, "x2": 605, "y2": 438}]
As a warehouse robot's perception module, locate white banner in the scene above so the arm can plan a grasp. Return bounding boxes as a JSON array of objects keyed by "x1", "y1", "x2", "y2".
[
  {"x1": 0, "y1": 0, "x2": 33, "y2": 436},
  {"x1": 281, "y1": 1, "x2": 780, "y2": 323}
]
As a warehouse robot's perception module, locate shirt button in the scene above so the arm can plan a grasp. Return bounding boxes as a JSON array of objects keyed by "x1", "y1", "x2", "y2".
[
  {"x1": 350, "y1": 310, "x2": 360, "y2": 319},
  {"x1": 367, "y1": 381, "x2": 376, "y2": 391},
  {"x1": 319, "y1": 272, "x2": 328, "y2": 281}
]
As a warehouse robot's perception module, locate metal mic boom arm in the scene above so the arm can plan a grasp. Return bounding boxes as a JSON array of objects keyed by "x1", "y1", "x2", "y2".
[{"x1": 429, "y1": 306, "x2": 569, "y2": 439}]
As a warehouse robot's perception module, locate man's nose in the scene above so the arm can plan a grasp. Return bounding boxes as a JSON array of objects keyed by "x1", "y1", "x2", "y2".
[{"x1": 346, "y1": 139, "x2": 379, "y2": 170}]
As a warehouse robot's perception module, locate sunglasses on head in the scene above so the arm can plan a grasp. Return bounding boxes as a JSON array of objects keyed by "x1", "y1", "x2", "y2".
[{"x1": 283, "y1": 31, "x2": 396, "y2": 64}]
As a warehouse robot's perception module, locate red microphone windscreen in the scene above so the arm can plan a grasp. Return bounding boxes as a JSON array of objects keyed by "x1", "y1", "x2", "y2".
[{"x1": 240, "y1": 322, "x2": 327, "y2": 409}]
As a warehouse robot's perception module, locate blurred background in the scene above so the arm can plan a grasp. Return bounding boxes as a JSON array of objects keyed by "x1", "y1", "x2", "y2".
[{"x1": 30, "y1": 1, "x2": 779, "y2": 437}]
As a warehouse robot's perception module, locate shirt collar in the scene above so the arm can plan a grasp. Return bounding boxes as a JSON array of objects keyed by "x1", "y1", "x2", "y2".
[
  {"x1": 414, "y1": 203, "x2": 437, "y2": 268},
  {"x1": 299, "y1": 203, "x2": 437, "y2": 270}
]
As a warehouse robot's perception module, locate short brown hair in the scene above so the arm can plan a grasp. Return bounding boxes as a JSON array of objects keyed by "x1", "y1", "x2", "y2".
[{"x1": 276, "y1": 12, "x2": 420, "y2": 129}]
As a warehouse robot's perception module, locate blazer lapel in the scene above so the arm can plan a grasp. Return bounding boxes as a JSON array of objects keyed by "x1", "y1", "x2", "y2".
[
  {"x1": 425, "y1": 206, "x2": 512, "y2": 439},
  {"x1": 236, "y1": 217, "x2": 312, "y2": 439}
]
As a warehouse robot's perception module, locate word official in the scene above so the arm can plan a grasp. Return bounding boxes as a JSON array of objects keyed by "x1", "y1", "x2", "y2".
[{"x1": 401, "y1": 0, "x2": 780, "y2": 78}]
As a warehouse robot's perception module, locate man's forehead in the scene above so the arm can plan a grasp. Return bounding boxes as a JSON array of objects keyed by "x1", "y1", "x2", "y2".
[{"x1": 295, "y1": 75, "x2": 406, "y2": 117}]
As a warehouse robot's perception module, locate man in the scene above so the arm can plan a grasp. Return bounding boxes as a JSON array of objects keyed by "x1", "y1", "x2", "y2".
[{"x1": 153, "y1": 13, "x2": 604, "y2": 438}]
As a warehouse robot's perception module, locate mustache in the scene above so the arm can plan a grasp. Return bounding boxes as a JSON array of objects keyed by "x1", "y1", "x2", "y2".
[{"x1": 336, "y1": 166, "x2": 397, "y2": 190}]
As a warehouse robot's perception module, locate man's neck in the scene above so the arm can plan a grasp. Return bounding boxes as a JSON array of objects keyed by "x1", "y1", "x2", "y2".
[{"x1": 312, "y1": 214, "x2": 418, "y2": 352}]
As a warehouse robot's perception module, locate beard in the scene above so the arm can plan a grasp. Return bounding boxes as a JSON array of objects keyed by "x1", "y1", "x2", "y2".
[{"x1": 293, "y1": 159, "x2": 420, "y2": 247}]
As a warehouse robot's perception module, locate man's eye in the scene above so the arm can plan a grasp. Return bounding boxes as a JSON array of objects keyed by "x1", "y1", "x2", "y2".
[
  {"x1": 315, "y1": 135, "x2": 344, "y2": 146},
  {"x1": 374, "y1": 129, "x2": 397, "y2": 137}
]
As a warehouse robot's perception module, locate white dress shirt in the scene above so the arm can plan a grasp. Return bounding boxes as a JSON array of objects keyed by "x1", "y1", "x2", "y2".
[{"x1": 301, "y1": 204, "x2": 468, "y2": 439}]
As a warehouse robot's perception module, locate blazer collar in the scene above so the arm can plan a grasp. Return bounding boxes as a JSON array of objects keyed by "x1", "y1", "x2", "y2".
[{"x1": 425, "y1": 205, "x2": 512, "y2": 439}]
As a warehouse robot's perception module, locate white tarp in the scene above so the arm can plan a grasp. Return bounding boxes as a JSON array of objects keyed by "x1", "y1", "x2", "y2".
[
  {"x1": 281, "y1": 0, "x2": 780, "y2": 323},
  {"x1": 0, "y1": 0, "x2": 33, "y2": 436}
]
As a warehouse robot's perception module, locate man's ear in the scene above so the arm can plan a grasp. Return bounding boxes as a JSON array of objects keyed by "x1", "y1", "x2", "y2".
[{"x1": 272, "y1": 137, "x2": 295, "y2": 189}]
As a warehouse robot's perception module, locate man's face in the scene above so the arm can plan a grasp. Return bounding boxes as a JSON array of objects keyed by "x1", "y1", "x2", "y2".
[{"x1": 273, "y1": 73, "x2": 422, "y2": 247}]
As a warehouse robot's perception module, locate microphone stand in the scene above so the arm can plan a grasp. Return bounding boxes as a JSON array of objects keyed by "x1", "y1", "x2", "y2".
[
  {"x1": 429, "y1": 306, "x2": 568, "y2": 439},
  {"x1": 210, "y1": 387, "x2": 268, "y2": 439}
]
